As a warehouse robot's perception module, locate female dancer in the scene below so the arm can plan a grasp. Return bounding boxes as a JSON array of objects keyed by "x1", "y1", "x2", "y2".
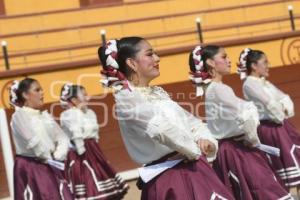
[
  {"x1": 98, "y1": 37, "x2": 235, "y2": 200},
  {"x1": 239, "y1": 48, "x2": 300, "y2": 195},
  {"x1": 9, "y1": 78, "x2": 72, "y2": 199},
  {"x1": 60, "y1": 83, "x2": 129, "y2": 199},
  {"x1": 188, "y1": 45, "x2": 292, "y2": 199}
]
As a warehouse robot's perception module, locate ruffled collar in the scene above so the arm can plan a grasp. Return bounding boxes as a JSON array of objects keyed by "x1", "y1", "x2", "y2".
[
  {"x1": 70, "y1": 106, "x2": 88, "y2": 115},
  {"x1": 115, "y1": 81, "x2": 170, "y2": 102},
  {"x1": 127, "y1": 81, "x2": 154, "y2": 94},
  {"x1": 247, "y1": 75, "x2": 267, "y2": 84},
  {"x1": 134, "y1": 86, "x2": 155, "y2": 94},
  {"x1": 130, "y1": 83, "x2": 170, "y2": 102},
  {"x1": 22, "y1": 106, "x2": 42, "y2": 116}
]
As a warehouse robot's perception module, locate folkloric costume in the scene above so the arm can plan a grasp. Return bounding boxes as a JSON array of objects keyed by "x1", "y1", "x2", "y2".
[
  {"x1": 189, "y1": 46, "x2": 292, "y2": 199},
  {"x1": 101, "y1": 40, "x2": 235, "y2": 200},
  {"x1": 239, "y1": 48, "x2": 300, "y2": 188},
  {"x1": 60, "y1": 83, "x2": 129, "y2": 200},
  {"x1": 10, "y1": 80, "x2": 72, "y2": 200}
]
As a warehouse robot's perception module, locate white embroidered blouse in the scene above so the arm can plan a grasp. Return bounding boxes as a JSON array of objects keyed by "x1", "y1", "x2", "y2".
[
  {"x1": 243, "y1": 76, "x2": 294, "y2": 124},
  {"x1": 10, "y1": 106, "x2": 70, "y2": 161},
  {"x1": 114, "y1": 85, "x2": 218, "y2": 165},
  {"x1": 205, "y1": 81, "x2": 260, "y2": 144},
  {"x1": 60, "y1": 107, "x2": 99, "y2": 155}
]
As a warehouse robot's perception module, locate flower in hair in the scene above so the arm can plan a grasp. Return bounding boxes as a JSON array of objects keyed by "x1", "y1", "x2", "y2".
[
  {"x1": 105, "y1": 40, "x2": 119, "y2": 69},
  {"x1": 10, "y1": 80, "x2": 20, "y2": 106},
  {"x1": 193, "y1": 46, "x2": 204, "y2": 71},
  {"x1": 60, "y1": 82, "x2": 73, "y2": 106},
  {"x1": 189, "y1": 46, "x2": 212, "y2": 97},
  {"x1": 100, "y1": 40, "x2": 129, "y2": 91},
  {"x1": 237, "y1": 48, "x2": 251, "y2": 80}
]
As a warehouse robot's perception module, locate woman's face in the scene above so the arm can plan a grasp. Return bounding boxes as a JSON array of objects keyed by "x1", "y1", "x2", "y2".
[
  {"x1": 211, "y1": 48, "x2": 231, "y2": 76},
  {"x1": 130, "y1": 40, "x2": 160, "y2": 84},
  {"x1": 72, "y1": 88, "x2": 90, "y2": 110},
  {"x1": 252, "y1": 54, "x2": 269, "y2": 78},
  {"x1": 23, "y1": 81, "x2": 44, "y2": 109},
  {"x1": 77, "y1": 88, "x2": 89, "y2": 103}
]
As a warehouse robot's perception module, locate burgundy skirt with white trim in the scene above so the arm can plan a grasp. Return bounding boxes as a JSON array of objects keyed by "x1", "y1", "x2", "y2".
[
  {"x1": 213, "y1": 138, "x2": 292, "y2": 200},
  {"x1": 138, "y1": 155, "x2": 235, "y2": 200},
  {"x1": 65, "y1": 138, "x2": 129, "y2": 200},
  {"x1": 14, "y1": 155, "x2": 73, "y2": 200},
  {"x1": 258, "y1": 119, "x2": 300, "y2": 188}
]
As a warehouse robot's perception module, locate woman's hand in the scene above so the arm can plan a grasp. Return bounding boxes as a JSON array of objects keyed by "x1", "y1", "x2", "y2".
[{"x1": 197, "y1": 139, "x2": 216, "y2": 157}]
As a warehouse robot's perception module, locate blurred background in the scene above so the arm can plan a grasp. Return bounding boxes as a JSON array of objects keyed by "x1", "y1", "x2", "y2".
[{"x1": 0, "y1": 0, "x2": 300, "y2": 199}]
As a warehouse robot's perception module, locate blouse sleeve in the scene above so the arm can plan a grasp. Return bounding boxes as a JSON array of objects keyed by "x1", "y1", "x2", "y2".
[
  {"x1": 279, "y1": 95, "x2": 295, "y2": 118},
  {"x1": 87, "y1": 109, "x2": 100, "y2": 141},
  {"x1": 214, "y1": 84, "x2": 260, "y2": 145},
  {"x1": 60, "y1": 109, "x2": 86, "y2": 155},
  {"x1": 43, "y1": 111, "x2": 70, "y2": 161},
  {"x1": 11, "y1": 109, "x2": 52, "y2": 160},
  {"x1": 243, "y1": 79, "x2": 285, "y2": 123},
  {"x1": 115, "y1": 90, "x2": 201, "y2": 160},
  {"x1": 181, "y1": 109, "x2": 218, "y2": 160},
  {"x1": 268, "y1": 82, "x2": 295, "y2": 118}
]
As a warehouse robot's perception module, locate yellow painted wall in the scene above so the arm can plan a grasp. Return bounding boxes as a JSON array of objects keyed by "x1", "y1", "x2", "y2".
[
  {"x1": 0, "y1": 0, "x2": 299, "y2": 59},
  {"x1": 1, "y1": 0, "x2": 300, "y2": 107},
  {"x1": 2, "y1": 0, "x2": 299, "y2": 36},
  {"x1": 2, "y1": 16, "x2": 299, "y2": 71},
  {"x1": 0, "y1": 0, "x2": 196, "y2": 34},
  {"x1": 3, "y1": 0, "x2": 80, "y2": 15},
  {"x1": 1, "y1": 35, "x2": 298, "y2": 108}
]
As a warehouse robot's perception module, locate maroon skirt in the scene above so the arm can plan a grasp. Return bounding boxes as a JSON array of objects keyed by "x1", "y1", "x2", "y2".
[
  {"x1": 213, "y1": 138, "x2": 292, "y2": 200},
  {"x1": 139, "y1": 154, "x2": 235, "y2": 200},
  {"x1": 65, "y1": 138, "x2": 129, "y2": 199},
  {"x1": 14, "y1": 155, "x2": 73, "y2": 200},
  {"x1": 258, "y1": 119, "x2": 300, "y2": 188}
]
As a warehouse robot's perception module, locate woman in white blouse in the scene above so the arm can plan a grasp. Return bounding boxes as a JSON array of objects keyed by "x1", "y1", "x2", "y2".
[
  {"x1": 98, "y1": 37, "x2": 235, "y2": 200},
  {"x1": 60, "y1": 83, "x2": 129, "y2": 199},
  {"x1": 188, "y1": 45, "x2": 292, "y2": 199},
  {"x1": 9, "y1": 78, "x2": 72, "y2": 200},
  {"x1": 239, "y1": 48, "x2": 300, "y2": 195}
]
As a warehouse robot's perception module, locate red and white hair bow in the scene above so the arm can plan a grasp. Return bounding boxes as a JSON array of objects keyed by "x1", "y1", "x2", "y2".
[
  {"x1": 189, "y1": 46, "x2": 212, "y2": 97},
  {"x1": 237, "y1": 48, "x2": 251, "y2": 80},
  {"x1": 10, "y1": 80, "x2": 20, "y2": 107},
  {"x1": 100, "y1": 40, "x2": 129, "y2": 91},
  {"x1": 60, "y1": 82, "x2": 74, "y2": 108}
]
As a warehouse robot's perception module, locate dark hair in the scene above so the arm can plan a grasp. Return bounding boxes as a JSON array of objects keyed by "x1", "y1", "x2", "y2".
[
  {"x1": 14, "y1": 78, "x2": 38, "y2": 106},
  {"x1": 98, "y1": 37, "x2": 144, "y2": 78},
  {"x1": 60, "y1": 84, "x2": 85, "y2": 102},
  {"x1": 241, "y1": 49, "x2": 265, "y2": 74},
  {"x1": 189, "y1": 45, "x2": 221, "y2": 73}
]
